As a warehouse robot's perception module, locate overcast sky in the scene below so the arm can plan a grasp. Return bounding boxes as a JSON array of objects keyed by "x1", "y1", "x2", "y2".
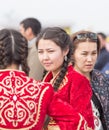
[{"x1": 0, "y1": 0, "x2": 109, "y2": 34}]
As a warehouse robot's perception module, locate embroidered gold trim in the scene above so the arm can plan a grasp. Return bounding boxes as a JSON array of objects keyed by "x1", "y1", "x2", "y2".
[
  {"x1": 77, "y1": 113, "x2": 92, "y2": 130},
  {"x1": 47, "y1": 125, "x2": 60, "y2": 130},
  {"x1": 0, "y1": 71, "x2": 50, "y2": 130}
]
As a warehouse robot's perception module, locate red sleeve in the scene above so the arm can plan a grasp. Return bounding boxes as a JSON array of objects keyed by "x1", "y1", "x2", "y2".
[
  {"x1": 70, "y1": 75, "x2": 94, "y2": 129},
  {"x1": 34, "y1": 82, "x2": 54, "y2": 130},
  {"x1": 48, "y1": 95, "x2": 94, "y2": 130}
]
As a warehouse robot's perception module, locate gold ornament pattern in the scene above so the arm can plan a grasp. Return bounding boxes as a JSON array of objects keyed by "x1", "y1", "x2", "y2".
[{"x1": 0, "y1": 70, "x2": 49, "y2": 130}]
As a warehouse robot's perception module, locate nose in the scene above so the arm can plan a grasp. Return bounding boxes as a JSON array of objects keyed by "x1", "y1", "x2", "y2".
[
  {"x1": 43, "y1": 52, "x2": 49, "y2": 60},
  {"x1": 87, "y1": 55, "x2": 92, "y2": 61}
]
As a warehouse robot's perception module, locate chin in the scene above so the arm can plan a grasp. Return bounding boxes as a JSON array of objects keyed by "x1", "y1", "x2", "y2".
[
  {"x1": 85, "y1": 70, "x2": 92, "y2": 73},
  {"x1": 44, "y1": 67, "x2": 52, "y2": 72}
]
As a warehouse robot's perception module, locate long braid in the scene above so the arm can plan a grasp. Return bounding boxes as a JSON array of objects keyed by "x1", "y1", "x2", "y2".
[
  {"x1": 0, "y1": 29, "x2": 29, "y2": 75},
  {"x1": 21, "y1": 57, "x2": 29, "y2": 75},
  {"x1": 54, "y1": 47, "x2": 72, "y2": 91},
  {"x1": 11, "y1": 30, "x2": 29, "y2": 75},
  {"x1": 0, "y1": 41, "x2": 5, "y2": 69},
  {"x1": 0, "y1": 31, "x2": 13, "y2": 69}
]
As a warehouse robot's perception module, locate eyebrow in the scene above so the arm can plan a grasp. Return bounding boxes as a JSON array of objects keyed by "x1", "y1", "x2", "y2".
[
  {"x1": 38, "y1": 48, "x2": 54, "y2": 50},
  {"x1": 81, "y1": 50, "x2": 97, "y2": 52}
]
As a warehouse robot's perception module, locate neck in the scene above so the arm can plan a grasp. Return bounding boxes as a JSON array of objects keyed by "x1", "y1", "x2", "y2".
[{"x1": 6, "y1": 64, "x2": 19, "y2": 70}]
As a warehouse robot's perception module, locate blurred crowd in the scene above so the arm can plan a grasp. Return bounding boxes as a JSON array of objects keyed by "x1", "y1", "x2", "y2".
[{"x1": 0, "y1": 17, "x2": 108, "y2": 130}]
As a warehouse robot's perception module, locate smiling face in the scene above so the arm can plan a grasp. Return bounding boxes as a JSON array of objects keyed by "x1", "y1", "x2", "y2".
[
  {"x1": 37, "y1": 39, "x2": 68, "y2": 76},
  {"x1": 73, "y1": 41, "x2": 98, "y2": 77}
]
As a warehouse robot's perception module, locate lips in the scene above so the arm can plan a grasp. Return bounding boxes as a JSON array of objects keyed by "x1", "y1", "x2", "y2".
[
  {"x1": 43, "y1": 62, "x2": 51, "y2": 67},
  {"x1": 86, "y1": 65, "x2": 92, "y2": 67},
  {"x1": 86, "y1": 64, "x2": 93, "y2": 66},
  {"x1": 85, "y1": 64, "x2": 93, "y2": 69}
]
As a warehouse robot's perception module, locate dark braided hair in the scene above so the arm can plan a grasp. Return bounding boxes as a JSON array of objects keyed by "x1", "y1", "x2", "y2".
[
  {"x1": 0, "y1": 29, "x2": 29, "y2": 75},
  {"x1": 36, "y1": 27, "x2": 72, "y2": 91}
]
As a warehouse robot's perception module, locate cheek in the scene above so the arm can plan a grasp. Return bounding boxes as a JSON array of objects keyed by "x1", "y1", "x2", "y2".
[
  {"x1": 75, "y1": 59, "x2": 84, "y2": 66},
  {"x1": 93, "y1": 55, "x2": 97, "y2": 63},
  {"x1": 53, "y1": 53, "x2": 64, "y2": 65},
  {"x1": 74, "y1": 54, "x2": 83, "y2": 62},
  {"x1": 74, "y1": 55, "x2": 85, "y2": 67},
  {"x1": 53, "y1": 51, "x2": 64, "y2": 60},
  {"x1": 54, "y1": 56, "x2": 64, "y2": 65},
  {"x1": 38, "y1": 54, "x2": 43, "y2": 62},
  {"x1": 95, "y1": 54, "x2": 97, "y2": 59}
]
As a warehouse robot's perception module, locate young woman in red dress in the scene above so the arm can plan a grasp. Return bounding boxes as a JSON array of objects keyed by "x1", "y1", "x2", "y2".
[
  {"x1": 0, "y1": 29, "x2": 54, "y2": 130},
  {"x1": 36, "y1": 27, "x2": 94, "y2": 130},
  {"x1": 71, "y1": 30, "x2": 108, "y2": 130}
]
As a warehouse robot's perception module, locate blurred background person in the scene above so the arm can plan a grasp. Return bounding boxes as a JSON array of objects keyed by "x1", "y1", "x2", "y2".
[
  {"x1": 71, "y1": 30, "x2": 108, "y2": 130},
  {"x1": 105, "y1": 36, "x2": 109, "y2": 52},
  {"x1": 94, "y1": 32, "x2": 109, "y2": 72},
  {"x1": 0, "y1": 28, "x2": 54, "y2": 130},
  {"x1": 19, "y1": 17, "x2": 44, "y2": 80}
]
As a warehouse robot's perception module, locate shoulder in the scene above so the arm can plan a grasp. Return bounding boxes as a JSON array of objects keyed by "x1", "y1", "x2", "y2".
[
  {"x1": 37, "y1": 81, "x2": 54, "y2": 94},
  {"x1": 92, "y1": 69, "x2": 109, "y2": 81},
  {"x1": 67, "y1": 66, "x2": 89, "y2": 83},
  {"x1": 35, "y1": 82, "x2": 54, "y2": 107},
  {"x1": 28, "y1": 42, "x2": 37, "y2": 53},
  {"x1": 27, "y1": 77, "x2": 54, "y2": 95},
  {"x1": 66, "y1": 66, "x2": 90, "y2": 92},
  {"x1": 91, "y1": 69, "x2": 109, "y2": 88}
]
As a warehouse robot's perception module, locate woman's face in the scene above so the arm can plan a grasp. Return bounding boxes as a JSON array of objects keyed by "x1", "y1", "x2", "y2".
[
  {"x1": 37, "y1": 39, "x2": 68, "y2": 76},
  {"x1": 73, "y1": 41, "x2": 98, "y2": 76}
]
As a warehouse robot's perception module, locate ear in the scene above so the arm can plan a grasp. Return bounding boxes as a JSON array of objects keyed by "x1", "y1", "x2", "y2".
[
  {"x1": 63, "y1": 47, "x2": 69, "y2": 56},
  {"x1": 26, "y1": 27, "x2": 32, "y2": 35}
]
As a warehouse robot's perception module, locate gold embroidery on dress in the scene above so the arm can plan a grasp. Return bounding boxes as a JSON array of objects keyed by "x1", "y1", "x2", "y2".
[
  {"x1": 49, "y1": 72, "x2": 68, "y2": 90},
  {"x1": 47, "y1": 125, "x2": 60, "y2": 130},
  {"x1": 43, "y1": 71, "x2": 68, "y2": 130},
  {"x1": 77, "y1": 113, "x2": 93, "y2": 130},
  {"x1": 47, "y1": 117, "x2": 60, "y2": 130},
  {"x1": 0, "y1": 71, "x2": 49, "y2": 130}
]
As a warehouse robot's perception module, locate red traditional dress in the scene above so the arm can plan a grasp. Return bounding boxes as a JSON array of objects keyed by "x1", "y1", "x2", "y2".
[
  {"x1": 0, "y1": 70, "x2": 53, "y2": 130},
  {"x1": 43, "y1": 65, "x2": 94, "y2": 130}
]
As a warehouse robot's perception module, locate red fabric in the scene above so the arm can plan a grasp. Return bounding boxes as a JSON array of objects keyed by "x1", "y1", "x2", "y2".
[
  {"x1": 43, "y1": 65, "x2": 94, "y2": 130},
  {"x1": 0, "y1": 70, "x2": 53, "y2": 130}
]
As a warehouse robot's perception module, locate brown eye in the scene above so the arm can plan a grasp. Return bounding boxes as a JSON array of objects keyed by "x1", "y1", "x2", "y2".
[
  {"x1": 48, "y1": 50, "x2": 54, "y2": 53},
  {"x1": 92, "y1": 52, "x2": 97, "y2": 55},
  {"x1": 38, "y1": 50, "x2": 43, "y2": 54},
  {"x1": 81, "y1": 53, "x2": 87, "y2": 55}
]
